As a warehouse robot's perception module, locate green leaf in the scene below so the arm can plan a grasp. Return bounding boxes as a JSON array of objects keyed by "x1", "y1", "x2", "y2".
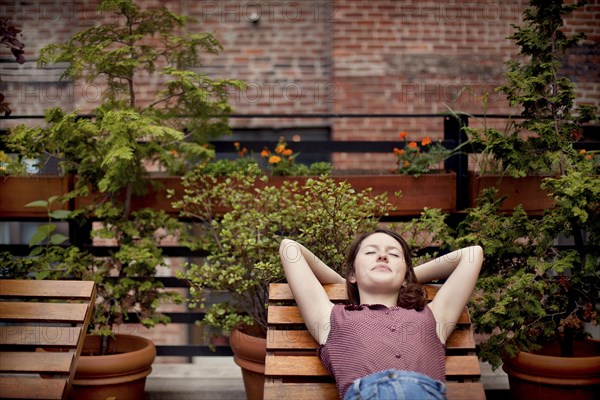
[
  {"x1": 29, "y1": 224, "x2": 57, "y2": 246},
  {"x1": 49, "y1": 210, "x2": 71, "y2": 220},
  {"x1": 49, "y1": 234, "x2": 69, "y2": 245},
  {"x1": 25, "y1": 200, "x2": 48, "y2": 208},
  {"x1": 29, "y1": 231, "x2": 47, "y2": 246}
]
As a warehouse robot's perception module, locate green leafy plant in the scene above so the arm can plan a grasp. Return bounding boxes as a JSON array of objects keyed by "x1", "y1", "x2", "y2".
[
  {"x1": 173, "y1": 167, "x2": 394, "y2": 336},
  {"x1": 1, "y1": 0, "x2": 242, "y2": 354},
  {"x1": 453, "y1": 0, "x2": 600, "y2": 368},
  {"x1": 393, "y1": 131, "x2": 452, "y2": 177}
]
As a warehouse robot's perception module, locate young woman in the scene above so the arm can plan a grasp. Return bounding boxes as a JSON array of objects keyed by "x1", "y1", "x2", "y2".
[{"x1": 279, "y1": 228, "x2": 483, "y2": 400}]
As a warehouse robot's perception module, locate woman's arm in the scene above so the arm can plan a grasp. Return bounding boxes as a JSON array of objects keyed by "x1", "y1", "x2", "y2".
[
  {"x1": 290, "y1": 241, "x2": 346, "y2": 285},
  {"x1": 423, "y1": 246, "x2": 484, "y2": 343},
  {"x1": 414, "y1": 250, "x2": 472, "y2": 283},
  {"x1": 279, "y1": 239, "x2": 344, "y2": 344}
]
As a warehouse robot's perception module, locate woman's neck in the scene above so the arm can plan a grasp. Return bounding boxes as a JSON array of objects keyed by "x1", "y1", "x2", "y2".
[{"x1": 359, "y1": 293, "x2": 397, "y2": 308}]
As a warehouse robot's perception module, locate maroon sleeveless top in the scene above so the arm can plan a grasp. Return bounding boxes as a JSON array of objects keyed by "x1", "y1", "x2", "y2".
[{"x1": 318, "y1": 303, "x2": 446, "y2": 398}]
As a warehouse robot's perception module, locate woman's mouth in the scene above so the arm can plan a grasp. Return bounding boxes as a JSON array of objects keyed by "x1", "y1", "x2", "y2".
[{"x1": 372, "y1": 264, "x2": 391, "y2": 272}]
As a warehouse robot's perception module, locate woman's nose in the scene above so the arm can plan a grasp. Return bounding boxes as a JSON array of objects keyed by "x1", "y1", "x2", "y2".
[{"x1": 377, "y1": 253, "x2": 388, "y2": 261}]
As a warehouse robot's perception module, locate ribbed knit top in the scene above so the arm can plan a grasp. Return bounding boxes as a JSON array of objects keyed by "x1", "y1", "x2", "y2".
[{"x1": 318, "y1": 303, "x2": 446, "y2": 398}]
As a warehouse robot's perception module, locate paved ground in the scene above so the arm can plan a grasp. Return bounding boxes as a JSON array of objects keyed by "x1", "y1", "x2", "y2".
[{"x1": 145, "y1": 357, "x2": 510, "y2": 399}]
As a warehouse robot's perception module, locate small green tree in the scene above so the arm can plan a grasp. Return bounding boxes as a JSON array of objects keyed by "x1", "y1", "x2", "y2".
[
  {"x1": 174, "y1": 167, "x2": 394, "y2": 336},
  {"x1": 2, "y1": 0, "x2": 244, "y2": 354},
  {"x1": 466, "y1": 0, "x2": 598, "y2": 177}
]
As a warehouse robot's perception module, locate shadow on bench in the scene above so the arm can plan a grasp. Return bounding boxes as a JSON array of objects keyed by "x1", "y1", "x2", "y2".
[
  {"x1": 264, "y1": 283, "x2": 485, "y2": 400},
  {"x1": 0, "y1": 280, "x2": 96, "y2": 400}
]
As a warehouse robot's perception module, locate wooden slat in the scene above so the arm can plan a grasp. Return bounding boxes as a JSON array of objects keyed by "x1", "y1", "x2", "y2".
[
  {"x1": 0, "y1": 326, "x2": 82, "y2": 347},
  {"x1": 265, "y1": 354, "x2": 329, "y2": 376},
  {"x1": 0, "y1": 376, "x2": 67, "y2": 399},
  {"x1": 0, "y1": 352, "x2": 73, "y2": 374},
  {"x1": 267, "y1": 327, "x2": 476, "y2": 351},
  {"x1": 265, "y1": 354, "x2": 481, "y2": 379},
  {"x1": 0, "y1": 280, "x2": 95, "y2": 300},
  {"x1": 264, "y1": 381, "x2": 338, "y2": 400},
  {"x1": 267, "y1": 329, "x2": 317, "y2": 350},
  {"x1": 445, "y1": 356, "x2": 481, "y2": 379},
  {"x1": 446, "y1": 382, "x2": 487, "y2": 400},
  {"x1": 0, "y1": 303, "x2": 88, "y2": 323},
  {"x1": 269, "y1": 283, "x2": 348, "y2": 301},
  {"x1": 425, "y1": 284, "x2": 440, "y2": 300},
  {"x1": 445, "y1": 329, "x2": 476, "y2": 350},
  {"x1": 0, "y1": 324, "x2": 82, "y2": 348},
  {"x1": 267, "y1": 306, "x2": 305, "y2": 324},
  {"x1": 268, "y1": 305, "x2": 469, "y2": 325}
]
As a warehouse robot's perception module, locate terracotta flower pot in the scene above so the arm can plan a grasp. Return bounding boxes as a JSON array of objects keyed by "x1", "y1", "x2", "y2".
[
  {"x1": 229, "y1": 328, "x2": 267, "y2": 400},
  {"x1": 71, "y1": 334, "x2": 156, "y2": 400},
  {"x1": 502, "y1": 339, "x2": 600, "y2": 400}
]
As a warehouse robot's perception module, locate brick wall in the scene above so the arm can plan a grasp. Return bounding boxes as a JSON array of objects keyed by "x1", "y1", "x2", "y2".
[
  {"x1": 3, "y1": 0, "x2": 597, "y2": 168},
  {"x1": 182, "y1": 0, "x2": 333, "y2": 129}
]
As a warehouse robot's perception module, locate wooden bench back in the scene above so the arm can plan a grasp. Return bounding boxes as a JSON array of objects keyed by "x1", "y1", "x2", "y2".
[
  {"x1": 0, "y1": 280, "x2": 96, "y2": 400},
  {"x1": 264, "y1": 283, "x2": 485, "y2": 400}
]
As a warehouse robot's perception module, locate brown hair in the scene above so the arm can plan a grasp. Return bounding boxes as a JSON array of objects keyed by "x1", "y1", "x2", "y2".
[{"x1": 345, "y1": 228, "x2": 427, "y2": 311}]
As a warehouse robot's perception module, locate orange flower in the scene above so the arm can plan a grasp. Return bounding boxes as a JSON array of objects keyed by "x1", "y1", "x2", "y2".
[
  {"x1": 586, "y1": 155, "x2": 592, "y2": 160},
  {"x1": 400, "y1": 131, "x2": 407, "y2": 139},
  {"x1": 268, "y1": 155, "x2": 282, "y2": 164},
  {"x1": 403, "y1": 160, "x2": 410, "y2": 168},
  {"x1": 233, "y1": 141, "x2": 240, "y2": 149},
  {"x1": 275, "y1": 144, "x2": 285, "y2": 154},
  {"x1": 169, "y1": 149, "x2": 178, "y2": 156},
  {"x1": 261, "y1": 149, "x2": 270, "y2": 157},
  {"x1": 580, "y1": 149, "x2": 587, "y2": 155},
  {"x1": 282, "y1": 149, "x2": 293, "y2": 156},
  {"x1": 408, "y1": 141, "x2": 417, "y2": 149},
  {"x1": 393, "y1": 147, "x2": 405, "y2": 156},
  {"x1": 421, "y1": 136, "x2": 432, "y2": 146},
  {"x1": 238, "y1": 148, "x2": 248, "y2": 157}
]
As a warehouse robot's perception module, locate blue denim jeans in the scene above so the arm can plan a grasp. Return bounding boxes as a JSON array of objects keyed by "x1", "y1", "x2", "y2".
[{"x1": 343, "y1": 369, "x2": 446, "y2": 400}]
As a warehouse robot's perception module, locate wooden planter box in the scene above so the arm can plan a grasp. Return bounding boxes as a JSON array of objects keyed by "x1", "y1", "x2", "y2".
[
  {"x1": 0, "y1": 175, "x2": 71, "y2": 218},
  {"x1": 330, "y1": 173, "x2": 456, "y2": 216},
  {"x1": 468, "y1": 173, "x2": 553, "y2": 215},
  {"x1": 254, "y1": 173, "x2": 456, "y2": 217},
  {"x1": 2, "y1": 173, "x2": 457, "y2": 218}
]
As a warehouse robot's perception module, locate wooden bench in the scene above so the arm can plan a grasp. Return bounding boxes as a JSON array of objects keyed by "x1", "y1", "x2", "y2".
[
  {"x1": 264, "y1": 283, "x2": 486, "y2": 400},
  {"x1": 0, "y1": 280, "x2": 96, "y2": 400}
]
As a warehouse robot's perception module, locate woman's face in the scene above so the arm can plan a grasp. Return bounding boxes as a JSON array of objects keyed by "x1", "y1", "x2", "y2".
[{"x1": 350, "y1": 232, "x2": 407, "y2": 293}]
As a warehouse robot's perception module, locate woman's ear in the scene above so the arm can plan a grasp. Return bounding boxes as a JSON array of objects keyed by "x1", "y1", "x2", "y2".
[{"x1": 348, "y1": 274, "x2": 356, "y2": 283}]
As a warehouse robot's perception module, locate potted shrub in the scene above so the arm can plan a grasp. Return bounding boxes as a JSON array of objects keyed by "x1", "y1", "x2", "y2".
[
  {"x1": 455, "y1": 1, "x2": 600, "y2": 398},
  {"x1": 0, "y1": 0, "x2": 243, "y2": 398},
  {"x1": 464, "y1": 0, "x2": 598, "y2": 216},
  {"x1": 173, "y1": 165, "x2": 397, "y2": 399}
]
